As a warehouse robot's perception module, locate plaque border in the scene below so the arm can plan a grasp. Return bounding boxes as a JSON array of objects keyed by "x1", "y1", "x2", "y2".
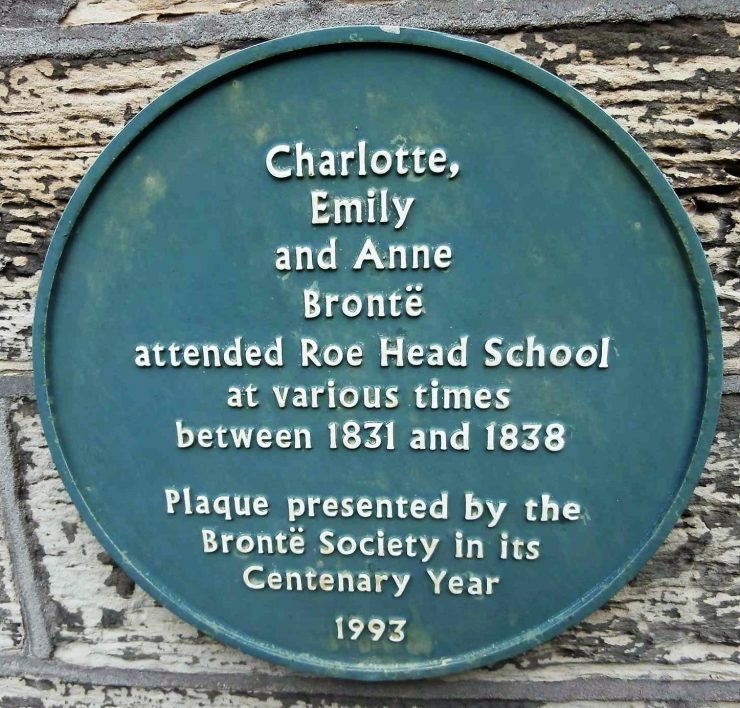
[{"x1": 33, "y1": 26, "x2": 724, "y2": 681}]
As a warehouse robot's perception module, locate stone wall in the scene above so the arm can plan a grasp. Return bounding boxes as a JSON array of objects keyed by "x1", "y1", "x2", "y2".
[{"x1": 0, "y1": 1, "x2": 738, "y2": 704}]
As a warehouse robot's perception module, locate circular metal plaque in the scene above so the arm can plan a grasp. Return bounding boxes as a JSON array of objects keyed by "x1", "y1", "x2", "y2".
[{"x1": 35, "y1": 27, "x2": 722, "y2": 680}]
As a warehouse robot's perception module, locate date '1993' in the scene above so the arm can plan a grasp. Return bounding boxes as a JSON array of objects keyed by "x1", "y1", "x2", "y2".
[{"x1": 335, "y1": 616, "x2": 407, "y2": 642}]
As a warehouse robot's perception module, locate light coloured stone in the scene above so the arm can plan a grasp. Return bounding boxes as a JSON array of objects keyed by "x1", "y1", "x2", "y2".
[
  {"x1": 63, "y1": 0, "x2": 281, "y2": 26},
  {"x1": 0, "y1": 675, "x2": 329, "y2": 706},
  {"x1": 0, "y1": 509, "x2": 23, "y2": 652}
]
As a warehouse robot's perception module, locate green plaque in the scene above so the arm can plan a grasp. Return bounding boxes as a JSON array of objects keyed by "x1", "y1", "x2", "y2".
[{"x1": 34, "y1": 27, "x2": 722, "y2": 680}]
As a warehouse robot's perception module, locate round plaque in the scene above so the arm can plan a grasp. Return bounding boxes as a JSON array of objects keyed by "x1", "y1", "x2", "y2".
[{"x1": 35, "y1": 27, "x2": 722, "y2": 680}]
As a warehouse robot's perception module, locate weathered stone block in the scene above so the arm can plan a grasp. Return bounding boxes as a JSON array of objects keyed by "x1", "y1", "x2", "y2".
[
  {"x1": 62, "y1": 0, "x2": 277, "y2": 26},
  {"x1": 0, "y1": 675, "x2": 299, "y2": 706},
  {"x1": 0, "y1": 508, "x2": 23, "y2": 652}
]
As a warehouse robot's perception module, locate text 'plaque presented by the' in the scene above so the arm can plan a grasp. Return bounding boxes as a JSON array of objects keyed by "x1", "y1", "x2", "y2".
[{"x1": 34, "y1": 27, "x2": 722, "y2": 680}]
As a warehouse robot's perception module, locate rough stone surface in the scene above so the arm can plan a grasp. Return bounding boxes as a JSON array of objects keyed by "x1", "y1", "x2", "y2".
[
  {"x1": 0, "y1": 675, "x2": 346, "y2": 706},
  {"x1": 53, "y1": 0, "x2": 734, "y2": 31},
  {"x1": 54, "y1": 0, "x2": 740, "y2": 29},
  {"x1": 1, "y1": 21, "x2": 738, "y2": 375},
  {"x1": 0, "y1": 509, "x2": 23, "y2": 652},
  {"x1": 62, "y1": 0, "x2": 277, "y2": 26},
  {"x1": 0, "y1": 673, "x2": 735, "y2": 708},
  {"x1": 7, "y1": 395, "x2": 739, "y2": 682},
  {"x1": 3, "y1": 0, "x2": 740, "y2": 63}
]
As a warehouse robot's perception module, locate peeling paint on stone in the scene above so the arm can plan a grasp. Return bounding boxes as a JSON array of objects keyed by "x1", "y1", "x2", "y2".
[
  {"x1": 0, "y1": 505, "x2": 24, "y2": 651},
  {"x1": 62, "y1": 0, "x2": 280, "y2": 26},
  {"x1": 0, "y1": 674, "x2": 329, "y2": 706}
]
